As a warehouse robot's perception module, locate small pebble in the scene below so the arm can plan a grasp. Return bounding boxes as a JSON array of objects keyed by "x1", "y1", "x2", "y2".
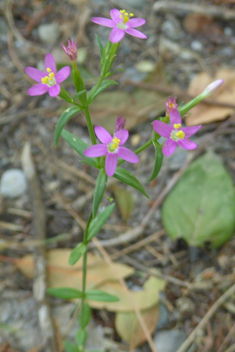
[
  {"x1": 131, "y1": 134, "x2": 141, "y2": 146},
  {"x1": 38, "y1": 22, "x2": 60, "y2": 44},
  {"x1": 0, "y1": 169, "x2": 27, "y2": 199},
  {"x1": 224, "y1": 27, "x2": 233, "y2": 36},
  {"x1": 154, "y1": 329, "x2": 188, "y2": 352},
  {"x1": 191, "y1": 40, "x2": 203, "y2": 51},
  {"x1": 162, "y1": 20, "x2": 182, "y2": 40}
]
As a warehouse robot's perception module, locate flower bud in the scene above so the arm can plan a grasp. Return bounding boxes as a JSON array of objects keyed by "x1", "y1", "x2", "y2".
[
  {"x1": 202, "y1": 79, "x2": 224, "y2": 97},
  {"x1": 114, "y1": 116, "x2": 126, "y2": 133},
  {"x1": 62, "y1": 38, "x2": 77, "y2": 62}
]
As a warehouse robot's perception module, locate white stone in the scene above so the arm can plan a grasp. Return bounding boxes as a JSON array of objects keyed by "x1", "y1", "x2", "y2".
[
  {"x1": 191, "y1": 40, "x2": 203, "y2": 51},
  {"x1": 154, "y1": 329, "x2": 188, "y2": 352},
  {"x1": 38, "y1": 22, "x2": 59, "y2": 44},
  {"x1": 0, "y1": 169, "x2": 27, "y2": 198}
]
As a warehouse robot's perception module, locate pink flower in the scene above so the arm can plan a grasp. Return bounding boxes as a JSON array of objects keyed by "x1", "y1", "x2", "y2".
[
  {"x1": 153, "y1": 109, "x2": 202, "y2": 157},
  {"x1": 115, "y1": 116, "x2": 126, "y2": 133},
  {"x1": 25, "y1": 54, "x2": 71, "y2": 97},
  {"x1": 92, "y1": 8, "x2": 147, "y2": 43},
  {"x1": 62, "y1": 39, "x2": 77, "y2": 61},
  {"x1": 84, "y1": 123, "x2": 139, "y2": 177},
  {"x1": 166, "y1": 97, "x2": 178, "y2": 116}
]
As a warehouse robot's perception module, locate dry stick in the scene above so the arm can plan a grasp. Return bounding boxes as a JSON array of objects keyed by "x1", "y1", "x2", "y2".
[
  {"x1": 176, "y1": 283, "x2": 235, "y2": 352},
  {"x1": 21, "y1": 142, "x2": 60, "y2": 352},
  {"x1": 92, "y1": 237, "x2": 158, "y2": 352},
  {"x1": 153, "y1": 1, "x2": 235, "y2": 20},
  {"x1": 224, "y1": 343, "x2": 235, "y2": 352},
  {"x1": 217, "y1": 322, "x2": 235, "y2": 352}
]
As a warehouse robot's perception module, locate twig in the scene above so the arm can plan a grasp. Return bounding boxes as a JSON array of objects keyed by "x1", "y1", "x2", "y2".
[
  {"x1": 224, "y1": 343, "x2": 235, "y2": 352},
  {"x1": 175, "y1": 283, "x2": 235, "y2": 352},
  {"x1": 217, "y1": 322, "x2": 235, "y2": 352},
  {"x1": 21, "y1": 142, "x2": 60, "y2": 352}
]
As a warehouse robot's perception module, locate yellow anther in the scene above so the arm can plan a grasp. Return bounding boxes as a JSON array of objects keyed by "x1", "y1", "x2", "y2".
[
  {"x1": 41, "y1": 76, "x2": 49, "y2": 84},
  {"x1": 120, "y1": 15, "x2": 123, "y2": 18},
  {"x1": 175, "y1": 131, "x2": 185, "y2": 139},
  {"x1": 49, "y1": 72, "x2": 55, "y2": 79},
  {"x1": 111, "y1": 137, "x2": 120, "y2": 149},
  {"x1": 130, "y1": 13, "x2": 134, "y2": 17},
  {"x1": 120, "y1": 9, "x2": 125, "y2": 14},
  {"x1": 174, "y1": 123, "x2": 181, "y2": 129},
  {"x1": 46, "y1": 68, "x2": 52, "y2": 72}
]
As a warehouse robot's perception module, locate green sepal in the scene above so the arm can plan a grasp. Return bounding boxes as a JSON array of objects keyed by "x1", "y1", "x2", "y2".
[
  {"x1": 61, "y1": 129, "x2": 99, "y2": 168},
  {"x1": 47, "y1": 287, "x2": 83, "y2": 299},
  {"x1": 69, "y1": 243, "x2": 87, "y2": 266},
  {"x1": 148, "y1": 141, "x2": 163, "y2": 182},
  {"x1": 63, "y1": 340, "x2": 79, "y2": 352},
  {"x1": 95, "y1": 34, "x2": 104, "y2": 62},
  {"x1": 114, "y1": 167, "x2": 149, "y2": 198},
  {"x1": 92, "y1": 169, "x2": 108, "y2": 217},
  {"x1": 87, "y1": 79, "x2": 118, "y2": 104},
  {"x1": 86, "y1": 289, "x2": 119, "y2": 302},
  {"x1": 78, "y1": 303, "x2": 91, "y2": 329},
  {"x1": 86, "y1": 203, "x2": 115, "y2": 242},
  {"x1": 59, "y1": 87, "x2": 73, "y2": 103},
  {"x1": 55, "y1": 106, "x2": 83, "y2": 146},
  {"x1": 75, "y1": 329, "x2": 87, "y2": 349},
  {"x1": 72, "y1": 64, "x2": 87, "y2": 105}
]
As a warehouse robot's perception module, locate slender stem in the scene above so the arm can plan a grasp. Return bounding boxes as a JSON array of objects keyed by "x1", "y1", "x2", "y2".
[
  {"x1": 118, "y1": 139, "x2": 153, "y2": 166},
  {"x1": 84, "y1": 107, "x2": 97, "y2": 145}
]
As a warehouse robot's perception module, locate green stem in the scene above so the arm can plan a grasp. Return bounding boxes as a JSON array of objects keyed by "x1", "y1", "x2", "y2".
[
  {"x1": 84, "y1": 107, "x2": 97, "y2": 145},
  {"x1": 118, "y1": 139, "x2": 153, "y2": 166}
]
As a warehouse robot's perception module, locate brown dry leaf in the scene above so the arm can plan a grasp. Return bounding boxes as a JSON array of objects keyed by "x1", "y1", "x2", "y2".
[
  {"x1": 112, "y1": 185, "x2": 134, "y2": 223},
  {"x1": 186, "y1": 69, "x2": 235, "y2": 126},
  {"x1": 90, "y1": 276, "x2": 165, "y2": 312},
  {"x1": 115, "y1": 276, "x2": 163, "y2": 348},
  {"x1": 89, "y1": 90, "x2": 167, "y2": 133},
  {"x1": 15, "y1": 249, "x2": 134, "y2": 290},
  {"x1": 183, "y1": 14, "x2": 223, "y2": 42}
]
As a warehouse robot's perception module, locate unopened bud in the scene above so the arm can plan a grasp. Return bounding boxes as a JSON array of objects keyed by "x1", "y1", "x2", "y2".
[{"x1": 202, "y1": 79, "x2": 224, "y2": 97}]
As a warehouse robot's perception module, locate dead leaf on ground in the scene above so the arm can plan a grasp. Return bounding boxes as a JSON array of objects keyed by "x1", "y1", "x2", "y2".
[
  {"x1": 112, "y1": 185, "x2": 134, "y2": 223},
  {"x1": 186, "y1": 69, "x2": 235, "y2": 126},
  {"x1": 115, "y1": 276, "x2": 163, "y2": 348}
]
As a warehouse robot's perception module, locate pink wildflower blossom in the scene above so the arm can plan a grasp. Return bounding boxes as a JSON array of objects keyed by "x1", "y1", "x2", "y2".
[
  {"x1": 153, "y1": 109, "x2": 202, "y2": 157},
  {"x1": 25, "y1": 54, "x2": 71, "y2": 97},
  {"x1": 62, "y1": 39, "x2": 77, "y2": 61},
  {"x1": 165, "y1": 97, "x2": 178, "y2": 116},
  {"x1": 115, "y1": 116, "x2": 126, "y2": 133},
  {"x1": 84, "y1": 122, "x2": 139, "y2": 177},
  {"x1": 92, "y1": 9, "x2": 147, "y2": 43}
]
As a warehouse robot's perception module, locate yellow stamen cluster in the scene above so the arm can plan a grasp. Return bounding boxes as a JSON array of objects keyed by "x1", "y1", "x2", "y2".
[
  {"x1": 174, "y1": 123, "x2": 181, "y2": 129},
  {"x1": 111, "y1": 136, "x2": 121, "y2": 149},
  {"x1": 41, "y1": 68, "x2": 55, "y2": 85},
  {"x1": 175, "y1": 130, "x2": 185, "y2": 139},
  {"x1": 120, "y1": 9, "x2": 134, "y2": 24}
]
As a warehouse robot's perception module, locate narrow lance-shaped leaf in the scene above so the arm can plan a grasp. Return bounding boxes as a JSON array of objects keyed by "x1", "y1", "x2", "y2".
[
  {"x1": 63, "y1": 340, "x2": 79, "y2": 352},
  {"x1": 114, "y1": 167, "x2": 149, "y2": 198},
  {"x1": 61, "y1": 129, "x2": 99, "y2": 168},
  {"x1": 86, "y1": 290, "x2": 119, "y2": 302},
  {"x1": 78, "y1": 303, "x2": 91, "y2": 329},
  {"x1": 69, "y1": 242, "x2": 87, "y2": 266},
  {"x1": 72, "y1": 65, "x2": 87, "y2": 105},
  {"x1": 73, "y1": 90, "x2": 86, "y2": 102},
  {"x1": 93, "y1": 169, "x2": 108, "y2": 217},
  {"x1": 75, "y1": 329, "x2": 87, "y2": 347},
  {"x1": 86, "y1": 203, "x2": 115, "y2": 242},
  {"x1": 55, "y1": 106, "x2": 83, "y2": 146},
  {"x1": 87, "y1": 79, "x2": 118, "y2": 104},
  {"x1": 95, "y1": 34, "x2": 104, "y2": 62},
  {"x1": 148, "y1": 140, "x2": 163, "y2": 182},
  {"x1": 47, "y1": 287, "x2": 83, "y2": 299},
  {"x1": 59, "y1": 87, "x2": 73, "y2": 103}
]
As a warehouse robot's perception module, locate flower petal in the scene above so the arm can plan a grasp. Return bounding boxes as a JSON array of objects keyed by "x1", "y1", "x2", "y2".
[
  {"x1": 170, "y1": 109, "x2": 181, "y2": 126},
  {"x1": 28, "y1": 83, "x2": 48, "y2": 96},
  {"x1": 94, "y1": 126, "x2": 112, "y2": 144},
  {"x1": 49, "y1": 84, "x2": 61, "y2": 97},
  {"x1": 127, "y1": 18, "x2": 146, "y2": 28},
  {"x1": 124, "y1": 27, "x2": 147, "y2": 39},
  {"x1": 117, "y1": 147, "x2": 139, "y2": 163},
  {"x1": 25, "y1": 67, "x2": 45, "y2": 82},
  {"x1": 84, "y1": 144, "x2": 107, "y2": 157},
  {"x1": 55, "y1": 66, "x2": 71, "y2": 83},
  {"x1": 110, "y1": 9, "x2": 121, "y2": 23},
  {"x1": 162, "y1": 139, "x2": 177, "y2": 157},
  {"x1": 114, "y1": 129, "x2": 129, "y2": 145},
  {"x1": 177, "y1": 138, "x2": 197, "y2": 150},
  {"x1": 105, "y1": 152, "x2": 118, "y2": 177},
  {"x1": 182, "y1": 125, "x2": 202, "y2": 138},
  {"x1": 153, "y1": 120, "x2": 172, "y2": 138},
  {"x1": 110, "y1": 27, "x2": 125, "y2": 43},
  {"x1": 44, "y1": 53, "x2": 56, "y2": 73},
  {"x1": 92, "y1": 17, "x2": 115, "y2": 28}
]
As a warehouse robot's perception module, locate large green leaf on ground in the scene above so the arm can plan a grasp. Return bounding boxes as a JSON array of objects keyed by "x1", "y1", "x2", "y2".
[{"x1": 162, "y1": 152, "x2": 235, "y2": 248}]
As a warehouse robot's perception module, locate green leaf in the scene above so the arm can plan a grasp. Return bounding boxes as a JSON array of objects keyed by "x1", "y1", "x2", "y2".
[
  {"x1": 93, "y1": 169, "x2": 108, "y2": 217},
  {"x1": 55, "y1": 106, "x2": 83, "y2": 147},
  {"x1": 69, "y1": 243, "x2": 87, "y2": 266},
  {"x1": 63, "y1": 340, "x2": 79, "y2": 352},
  {"x1": 114, "y1": 167, "x2": 149, "y2": 198},
  {"x1": 88, "y1": 79, "x2": 118, "y2": 104},
  {"x1": 148, "y1": 141, "x2": 163, "y2": 182},
  {"x1": 72, "y1": 66, "x2": 87, "y2": 105},
  {"x1": 47, "y1": 287, "x2": 83, "y2": 299},
  {"x1": 75, "y1": 329, "x2": 87, "y2": 348},
  {"x1": 61, "y1": 129, "x2": 99, "y2": 168},
  {"x1": 95, "y1": 34, "x2": 104, "y2": 61},
  {"x1": 73, "y1": 90, "x2": 86, "y2": 101},
  {"x1": 162, "y1": 152, "x2": 235, "y2": 248},
  {"x1": 59, "y1": 87, "x2": 73, "y2": 103},
  {"x1": 86, "y1": 290, "x2": 119, "y2": 302},
  {"x1": 78, "y1": 303, "x2": 91, "y2": 329},
  {"x1": 86, "y1": 203, "x2": 115, "y2": 242}
]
